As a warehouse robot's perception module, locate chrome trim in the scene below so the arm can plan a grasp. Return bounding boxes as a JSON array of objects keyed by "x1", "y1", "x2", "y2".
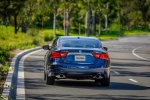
[
  {"x1": 56, "y1": 74, "x2": 66, "y2": 79},
  {"x1": 67, "y1": 53, "x2": 93, "y2": 56},
  {"x1": 93, "y1": 73, "x2": 103, "y2": 79}
]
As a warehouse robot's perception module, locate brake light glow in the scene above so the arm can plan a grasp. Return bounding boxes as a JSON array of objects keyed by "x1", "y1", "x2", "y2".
[
  {"x1": 50, "y1": 52, "x2": 68, "y2": 58},
  {"x1": 92, "y1": 53, "x2": 109, "y2": 60}
]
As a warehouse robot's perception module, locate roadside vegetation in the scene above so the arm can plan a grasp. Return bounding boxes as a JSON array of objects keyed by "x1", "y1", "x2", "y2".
[{"x1": 0, "y1": 0, "x2": 150, "y2": 99}]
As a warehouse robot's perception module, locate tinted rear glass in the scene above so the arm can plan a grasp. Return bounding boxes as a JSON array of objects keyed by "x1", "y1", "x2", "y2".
[{"x1": 59, "y1": 38, "x2": 101, "y2": 48}]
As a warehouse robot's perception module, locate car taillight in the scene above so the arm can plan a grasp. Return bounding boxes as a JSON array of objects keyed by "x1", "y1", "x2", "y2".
[
  {"x1": 50, "y1": 52, "x2": 68, "y2": 58},
  {"x1": 92, "y1": 53, "x2": 109, "y2": 60}
]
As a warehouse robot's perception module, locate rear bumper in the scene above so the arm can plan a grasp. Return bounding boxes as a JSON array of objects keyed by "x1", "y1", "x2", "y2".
[
  {"x1": 47, "y1": 65, "x2": 110, "y2": 80},
  {"x1": 55, "y1": 72, "x2": 107, "y2": 80}
]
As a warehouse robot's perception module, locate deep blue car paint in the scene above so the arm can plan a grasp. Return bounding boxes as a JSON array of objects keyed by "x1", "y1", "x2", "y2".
[{"x1": 44, "y1": 36, "x2": 110, "y2": 80}]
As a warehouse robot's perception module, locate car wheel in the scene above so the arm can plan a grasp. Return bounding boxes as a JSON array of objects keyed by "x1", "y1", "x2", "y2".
[
  {"x1": 46, "y1": 75, "x2": 55, "y2": 85},
  {"x1": 101, "y1": 76, "x2": 110, "y2": 87}
]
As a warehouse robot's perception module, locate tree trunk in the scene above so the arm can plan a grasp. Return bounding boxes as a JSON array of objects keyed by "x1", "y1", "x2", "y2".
[
  {"x1": 85, "y1": 1, "x2": 90, "y2": 37},
  {"x1": 14, "y1": 14, "x2": 18, "y2": 34},
  {"x1": 65, "y1": 10, "x2": 69, "y2": 36},
  {"x1": 105, "y1": 2, "x2": 109, "y2": 34},
  {"x1": 21, "y1": 20, "x2": 28, "y2": 33},
  {"x1": 65, "y1": 9, "x2": 70, "y2": 36},
  {"x1": 92, "y1": 9, "x2": 96, "y2": 35},
  {"x1": 85, "y1": 11, "x2": 88, "y2": 36},
  {"x1": 53, "y1": 11, "x2": 56, "y2": 38},
  {"x1": 105, "y1": 14, "x2": 108, "y2": 34},
  {"x1": 64, "y1": 10, "x2": 66, "y2": 36},
  {"x1": 118, "y1": 12, "x2": 121, "y2": 36},
  {"x1": 118, "y1": 1, "x2": 121, "y2": 37},
  {"x1": 79, "y1": 23, "x2": 81, "y2": 35},
  {"x1": 98, "y1": 18, "x2": 101, "y2": 36}
]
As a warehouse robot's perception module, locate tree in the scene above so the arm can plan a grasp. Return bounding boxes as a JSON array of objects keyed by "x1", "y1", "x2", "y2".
[
  {"x1": 85, "y1": 0, "x2": 90, "y2": 36},
  {"x1": 0, "y1": 0, "x2": 26, "y2": 34},
  {"x1": 45, "y1": 0, "x2": 61, "y2": 37},
  {"x1": 61, "y1": 0, "x2": 78, "y2": 36},
  {"x1": 94, "y1": 0, "x2": 103, "y2": 36},
  {"x1": 10, "y1": 0, "x2": 26, "y2": 33},
  {"x1": 1, "y1": 0, "x2": 149, "y2": 35},
  {"x1": 120, "y1": 0, "x2": 150, "y2": 30},
  {"x1": 0, "y1": 0, "x2": 11, "y2": 27}
]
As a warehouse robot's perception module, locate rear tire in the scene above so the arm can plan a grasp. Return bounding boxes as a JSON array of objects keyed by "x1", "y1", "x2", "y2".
[
  {"x1": 46, "y1": 75, "x2": 55, "y2": 85},
  {"x1": 101, "y1": 76, "x2": 110, "y2": 87}
]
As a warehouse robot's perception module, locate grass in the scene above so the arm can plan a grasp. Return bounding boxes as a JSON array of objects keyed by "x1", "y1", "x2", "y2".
[
  {"x1": 0, "y1": 25, "x2": 47, "y2": 97},
  {"x1": 124, "y1": 30, "x2": 150, "y2": 36},
  {"x1": 55, "y1": 28, "x2": 119, "y2": 40},
  {"x1": 0, "y1": 27, "x2": 43, "y2": 51}
]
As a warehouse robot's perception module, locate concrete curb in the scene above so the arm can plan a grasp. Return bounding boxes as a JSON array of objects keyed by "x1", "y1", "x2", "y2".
[{"x1": 2, "y1": 47, "x2": 41, "y2": 100}]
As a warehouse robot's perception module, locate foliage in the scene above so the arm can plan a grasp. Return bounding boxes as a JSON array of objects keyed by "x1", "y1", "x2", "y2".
[
  {"x1": 0, "y1": 26, "x2": 45, "y2": 49},
  {"x1": 0, "y1": 0, "x2": 26, "y2": 33},
  {"x1": 0, "y1": 63, "x2": 9, "y2": 73},
  {"x1": 28, "y1": 28, "x2": 40, "y2": 37},
  {"x1": 44, "y1": 33, "x2": 54, "y2": 41},
  {"x1": 0, "y1": 49, "x2": 10, "y2": 64},
  {"x1": 1, "y1": 0, "x2": 150, "y2": 35},
  {"x1": 124, "y1": 29, "x2": 150, "y2": 36}
]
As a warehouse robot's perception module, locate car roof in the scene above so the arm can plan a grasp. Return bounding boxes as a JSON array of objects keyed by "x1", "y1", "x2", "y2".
[
  {"x1": 55, "y1": 36, "x2": 102, "y2": 48},
  {"x1": 58, "y1": 36, "x2": 99, "y2": 40}
]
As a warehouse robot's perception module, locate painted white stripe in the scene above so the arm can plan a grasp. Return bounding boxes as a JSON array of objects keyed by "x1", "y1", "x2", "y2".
[
  {"x1": 112, "y1": 71, "x2": 120, "y2": 75},
  {"x1": 129, "y1": 79, "x2": 138, "y2": 83},
  {"x1": 17, "y1": 49, "x2": 43, "y2": 100},
  {"x1": 2, "y1": 49, "x2": 31, "y2": 99},
  {"x1": 132, "y1": 47, "x2": 148, "y2": 61}
]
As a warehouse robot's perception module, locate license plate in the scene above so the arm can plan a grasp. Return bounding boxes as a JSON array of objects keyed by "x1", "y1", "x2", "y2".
[
  {"x1": 78, "y1": 66, "x2": 88, "y2": 69},
  {"x1": 75, "y1": 55, "x2": 85, "y2": 61}
]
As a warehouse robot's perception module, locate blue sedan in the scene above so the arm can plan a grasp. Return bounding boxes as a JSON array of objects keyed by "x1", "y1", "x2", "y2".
[{"x1": 43, "y1": 36, "x2": 110, "y2": 86}]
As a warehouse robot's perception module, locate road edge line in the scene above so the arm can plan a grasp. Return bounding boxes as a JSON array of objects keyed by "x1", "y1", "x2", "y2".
[
  {"x1": 2, "y1": 47, "x2": 41, "y2": 100},
  {"x1": 132, "y1": 47, "x2": 148, "y2": 61},
  {"x1": 129, "y1": 79, "x2": 138, "y2": 83}
]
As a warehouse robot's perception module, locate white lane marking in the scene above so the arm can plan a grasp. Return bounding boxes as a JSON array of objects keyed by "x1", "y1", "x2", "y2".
[
  {"x1": 112, "y1": 71, "x2": 120, "y2": 75},
  {"x1": 132, "y1": 47, "x2": 148, "y2": 61},
  {"x1": 2, "y1": 51, "x2": 27, "y2": 99},
  {"x1": 129, "y1": 79, "x2": 138, "y2": 83},
  {"x1": 28, "y1": 55, "x2": 44, "y2": 58},
  {"x1": 111, "y1": 66, "x2": 120, "y2": 75},
  {"x1": 17, "y1": 49, "x2": 43, "y2": 100}
]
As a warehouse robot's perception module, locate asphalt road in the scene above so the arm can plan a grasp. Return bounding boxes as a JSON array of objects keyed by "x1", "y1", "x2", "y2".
[{"x1": 23, "y1": 35, "x2": 150, "y2": 100}]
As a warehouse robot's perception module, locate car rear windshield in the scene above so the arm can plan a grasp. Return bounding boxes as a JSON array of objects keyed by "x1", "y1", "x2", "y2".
[{"x1": 59, "y1": 38, "x2": 101, "y2": 48}]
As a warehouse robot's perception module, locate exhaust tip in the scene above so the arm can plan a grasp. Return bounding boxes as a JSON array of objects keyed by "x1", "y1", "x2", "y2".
[{"x1": 60, "y1": 74, "x2": 64, "y2": 77}]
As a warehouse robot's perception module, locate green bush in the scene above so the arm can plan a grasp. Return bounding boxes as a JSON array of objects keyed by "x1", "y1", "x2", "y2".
[
  {"x1": 0, "y1": 49, "x2": 10, "y2": 64},
  {"x1": 0, "y1": 35, "x2": 6, "y2": 40},
  {"x1": 0, "y1": 62, "x2": 9, "y2": 73},
  {"x1": 44, "y1": 33, "x2": 53, "y2": 41},
  {"x1": 28, "y1": 29, "x2": 39, "y2": 37},
  {"x1": 32, "y1": 38, "x2": 40, "y2": 45}
]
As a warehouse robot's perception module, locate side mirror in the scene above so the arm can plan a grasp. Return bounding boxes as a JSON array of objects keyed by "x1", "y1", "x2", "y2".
[
  {"x1": 42, "y1": 45, "x2": 51, "y2": 50},
  {"x1": 103, "y1": 47, "x2": 108, "y2": 51}
]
